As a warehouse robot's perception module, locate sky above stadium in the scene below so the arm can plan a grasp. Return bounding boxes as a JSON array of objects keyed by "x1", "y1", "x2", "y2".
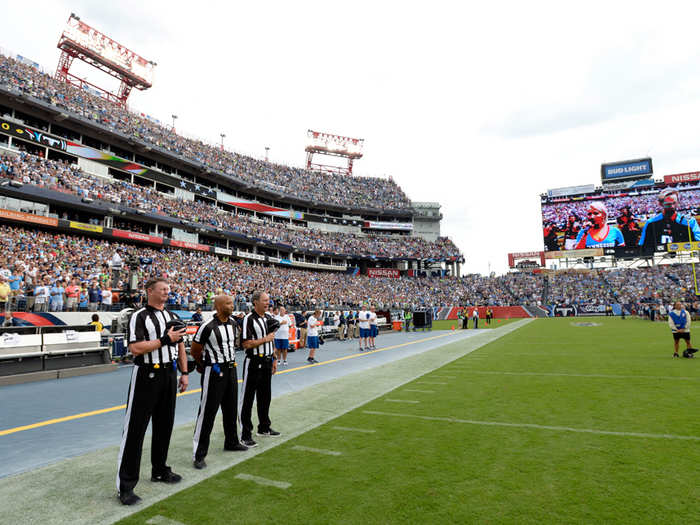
[{"x1": 3, "y1": 1, "x2": 700, "y2": 275}]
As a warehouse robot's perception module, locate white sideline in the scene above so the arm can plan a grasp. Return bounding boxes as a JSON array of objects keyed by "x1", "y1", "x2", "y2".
[
  {"x1": 461, "y1": 370, "x2": 700, "y2": 381},
  {"x1": 363, "y1": 410, "x2": 700, "y2": 441},
  {"x1": 292, "y1": 445, "x2": 342, "y2": 456},
  {"x1": 235, "y1": 473, "x2": 291, "y2": 489},
  {"x1": 332, "y1": 426, "x2": 376, "y2": 434}
]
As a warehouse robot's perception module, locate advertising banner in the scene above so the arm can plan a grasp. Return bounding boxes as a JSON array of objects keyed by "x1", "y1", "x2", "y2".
[
  {"x1": 111, "y1": 229, "x2": 163, "y2": 245},
  {"x1": 0, "y1": 208, "x2": 58, "y2": 227},
  {"x1": 507, "y1": 251, "x2": 545, "y2": 267},
  {"x1": 367, "y1": 268, "x2": 400, "y2": 278},
  {"x1": 169, "y1": 239, "x2": 211, "y2": 252},
  {"x1": 214, "y1": 246, "x2": 232, "y2": 256},
  {"x1": 601, "y1": 158, "x2": 653, "y2": 181},
  {"x1": 69, "y1": 221, "x2": 103, "y2": 233},
  {"x1": 664, "y1": 172, "x2": 700, "y2": 185},
  {"x1": 544, "y1": 248, "x2": 603, "y2": 259},
  {"x1": 667, "y1": 241, "x2": 700, "y2": 253},
  {"x1": 223, "y1": 198, "x2": 304, "y2": 220},
  {"x1": 547, "y1": 185, "x2": 595, "y2": 198},
  {"x1": 363, "y1": 221, "x2": 413, "y2": 231}
]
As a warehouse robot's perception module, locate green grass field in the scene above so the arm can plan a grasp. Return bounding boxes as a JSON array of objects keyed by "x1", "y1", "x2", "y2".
[
  {"x1": 118, "y1": 317, "x2": 700, "y2": 524},
  {"x1": 431, "y1": 318, "x2": 517, "y2": 330}
]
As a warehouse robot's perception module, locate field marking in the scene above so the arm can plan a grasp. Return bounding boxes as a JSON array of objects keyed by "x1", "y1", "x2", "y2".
[
  {"x1": 292, "y1": 445, "x2": 342, "y2": 456},
  {"x1": 146, "y1": 516, "x2": 188, "y2": 525},
  {"x1": 430, "y1": 375, "x2": 456, "y2": 379},
  {"x1": 332, "y1": 426, "x2": 376, "y2": 434},
  {"x1": 363, "y1": 410, "x2": 700, "y2": 441},
  {"x1": 416, "y1": 381, "x2": 447, "y2": 385},
  {"x1": 384, "y1": 399, "x2": 420, "y2": 404},
  {"x1": 461, "y1": 370, "x2": 700, "y2": 381},
  {"x1": 0, "y1": 331, "x2": 461, "y2": 437},
  {"x1": 403, "y1": 389, "x2": 435, "y2": 394},
  {"x1": 235, "y1": 473, "x2": 291, "y2": 489}
]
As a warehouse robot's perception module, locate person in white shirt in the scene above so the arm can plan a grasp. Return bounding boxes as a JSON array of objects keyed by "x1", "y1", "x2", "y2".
[
  {"x1": 33, "y1": 276, "x2": 51, "y2": 313},
  {"x1": 668, "y1": 301, "x2": 695, "y2": 358},
  {"x1": 368, "y1": 306, "x2": 378, "y2": 349},
  {"x1": 273, "y1": 306, "x2": 291, "y2": 366},
  {"x1": 358, "y1": 305, "x2": 371, "y2": 352},
  {"x1": 101, "y1": 285, "x2": 113, "y2": 311},
  {"x1": 306, "y1": 309, "x2": 322, "y2": 364}
]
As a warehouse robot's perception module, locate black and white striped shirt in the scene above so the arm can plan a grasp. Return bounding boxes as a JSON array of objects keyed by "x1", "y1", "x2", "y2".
[
  {"x1": 193, "y1": 316, "x2": 237, "y2": 363},
  {"x1": 242, "y1": 311, "x2": 274, "y2": 358},
  {"x1": 127, "y1": 305, "x2": 180, "y2": 364}
]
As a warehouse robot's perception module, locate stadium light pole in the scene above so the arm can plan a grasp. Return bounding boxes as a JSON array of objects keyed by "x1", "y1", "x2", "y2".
[
  {"x1": 265, "y1": 146, "x2": 269, "y2": 162},
  {"x1": 220, "y1": 133, "x2": 226, "y2": 151},
  {"x1": 171, "y1": 114, "x2": 178, "y2": 132}
]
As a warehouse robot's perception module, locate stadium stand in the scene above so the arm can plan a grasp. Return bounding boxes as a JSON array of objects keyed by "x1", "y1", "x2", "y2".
[
  {"x1": 0, "y1": 150, "x2": 460, "y2": 261},
  {"x1": 0, "y1": 54, "x2": 411, "y2": 211}
]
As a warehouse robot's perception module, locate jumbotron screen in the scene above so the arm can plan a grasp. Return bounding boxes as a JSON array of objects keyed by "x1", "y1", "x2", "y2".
[{"x1": 541, "y1": 186, "x2": 700, "y2": 253}]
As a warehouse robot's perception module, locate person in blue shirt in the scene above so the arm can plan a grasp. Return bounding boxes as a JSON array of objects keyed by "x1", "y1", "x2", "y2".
[
  {"x1": 574, "y1": 202, "x2": 625, "y2": 249},
  {"x1": 50, "y1": 281, "x2": 65, "y2": 312},
  {"x1": 668, "y1": 301, "x2": 696, "y2": 358}
]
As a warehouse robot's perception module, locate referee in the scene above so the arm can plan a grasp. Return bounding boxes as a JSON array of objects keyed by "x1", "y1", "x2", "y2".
[
  {"x1": 191, "y1": 295, "x2": 248, "y2": 470},
  {"x1": 239, "y1": 291, "x2": 280, "y2": 447},
  {"x1": 116, "y1": 278, "x2": 188, "y2": 506}
]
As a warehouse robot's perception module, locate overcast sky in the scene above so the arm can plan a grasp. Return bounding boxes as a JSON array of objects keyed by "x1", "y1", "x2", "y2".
[{"x1": 3, "y1": 1, "x2": 700, "y2": 275}]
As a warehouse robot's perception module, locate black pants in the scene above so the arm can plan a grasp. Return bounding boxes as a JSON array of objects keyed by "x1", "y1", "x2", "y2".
[
  {"x1": 239, "y1": 355, "x2": 273, "y2": 438},
  {"x1": 117, "y1": 364, "x2": 177, "y2": 494},
  {"x1": 473, "y1": 318, "x2": 478, "y2": 329},
  {"x1": 193, "y1": 362, "x2": 240, "y2": 461}
]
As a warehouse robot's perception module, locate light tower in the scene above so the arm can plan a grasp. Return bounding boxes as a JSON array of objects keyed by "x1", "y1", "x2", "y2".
[
  {"x1": 55, "y1": 13, "x2": 156, "y2": 107},
  {"x1": 305, "y1": 130, "x2": 364, "y2": 176}
]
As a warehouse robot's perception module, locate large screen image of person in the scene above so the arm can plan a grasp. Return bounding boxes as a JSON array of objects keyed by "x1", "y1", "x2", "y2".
[{"x1": 541, "y1": 187, "x2": 700, "y2": 252}]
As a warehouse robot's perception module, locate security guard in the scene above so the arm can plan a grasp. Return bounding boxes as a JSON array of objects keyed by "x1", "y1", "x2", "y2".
[
  {"x1": 116, "y1": 278, "x2": 188, "y2": 506},
  {"x1": 239, "y1": 291, "x2": 280, "y2": 447},
  {"x1": 191, "y1": 295, "x2": 248, "y2": 470}
]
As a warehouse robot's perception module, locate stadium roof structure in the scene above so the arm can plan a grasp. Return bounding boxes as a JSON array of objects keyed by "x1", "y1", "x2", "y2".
[{"x1": 55, "y1": 13, "x2": 155, "y2": 107}]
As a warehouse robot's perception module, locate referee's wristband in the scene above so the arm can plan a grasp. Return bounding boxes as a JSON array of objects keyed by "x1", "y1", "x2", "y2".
[{"x1": 180, "y1": 371, "x2": 189, "y2": 376}]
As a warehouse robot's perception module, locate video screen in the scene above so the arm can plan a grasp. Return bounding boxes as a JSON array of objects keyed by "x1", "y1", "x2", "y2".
[{"x1": 541, "y1": 187, "x2": 700, "y2": 252}]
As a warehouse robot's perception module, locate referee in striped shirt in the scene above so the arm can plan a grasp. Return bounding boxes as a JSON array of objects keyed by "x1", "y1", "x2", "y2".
[
  {"x1": 116, "y1": 278, "x2": 189, "y2": 506},
  {"x1": 239, "y1": 291, "x2": 280, "y2": 447},
  {"x1": 190, "y1": 295, "x2": 248, "y2": 469}
]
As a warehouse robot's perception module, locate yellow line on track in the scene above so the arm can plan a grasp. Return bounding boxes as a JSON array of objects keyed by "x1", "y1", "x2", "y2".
[{"x1": 0, "y1": 331, "x2": 457, "y2": 437}]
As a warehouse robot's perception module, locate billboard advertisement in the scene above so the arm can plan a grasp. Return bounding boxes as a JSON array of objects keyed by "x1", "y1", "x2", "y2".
[
  {"x1": 367, "y1": 268, "x2": 400, "y2": 278},
  {"x1": 363, "y1": 221, "x2": 413, "y2": 231},
  {"x1": 541, "y1": 185, "x2": 700, "y2": 254},
  {"x1": 664, "y1": 172, "x2": 700, "y2": 185},
  {"x1": 601, "y1": 158, "x2": 653, "y2": 182},
  {"x1": 507, "y1": 251, "x2": 545, "y2": 268}
]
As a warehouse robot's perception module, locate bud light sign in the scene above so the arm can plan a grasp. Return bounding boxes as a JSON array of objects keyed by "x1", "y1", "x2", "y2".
[{"x1": 601, "y1": 158, "x2": 653, "y2": 182}]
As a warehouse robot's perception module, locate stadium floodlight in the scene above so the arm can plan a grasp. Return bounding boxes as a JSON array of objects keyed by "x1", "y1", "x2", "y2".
[
  {"x1": 55, "y1": 13, "x2": 156, "y2": 107},
  {"x1": 305, "y1": 130, "x2": 364, "y2": 177}
]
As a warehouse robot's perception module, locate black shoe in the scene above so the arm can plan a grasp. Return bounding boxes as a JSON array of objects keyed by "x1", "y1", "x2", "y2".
[
  {"x1": 257, "y1": 428, "x2": 281, "y2": 437},
  {"x1": 241, "y1": 437, "x2": 258, "y2": 447},
  {"x1": 224, "y1": 442, "x2": 249, "y2": 452},
  {"x1": 307, "y1": 357, "x2": 318, "y2": 364},
  {"x1": 119, "y1": 490, "x2": 141, "y2": 506},
  {"x1": 151, "y1": 470, "x2": 182, "y2": 483},
  {"x1": 193, "y1": 458, "x2": 207, "y2": 470}
]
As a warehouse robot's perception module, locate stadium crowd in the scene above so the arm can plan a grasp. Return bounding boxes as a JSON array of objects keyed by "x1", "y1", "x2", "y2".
[
  {"x1": 0, "y1": 54, "x2": 411, "y2": 211},
  {"x1": 2, "y1": 225, "x2": 698, "y2": 317},
  {"x1": 0, "y1": 226, "x2": 487, "y2": 312},
  {"x1": 0, "y1": 151, "x2": 461, "y2": 260}
]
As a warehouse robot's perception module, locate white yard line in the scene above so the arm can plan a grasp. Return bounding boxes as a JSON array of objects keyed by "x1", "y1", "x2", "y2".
[
  {"x1": 235, "y1": 473, "x2": 291, "y2": 489},
  {"x1": 384, "y1": 399, "x2": 420, "y2": 404},
  {"x1": 363, "y1": 410, "x2": 700, "y2": 441},
  {"x1": 461, "y1": 370, "x2": 700, "y2": 381},
  {"x1": 332, "y1": 426, "x2": 376, "y2": 434},
  {"x1": 291, "y1": 445, "x2": 342, "y2": 456}
]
